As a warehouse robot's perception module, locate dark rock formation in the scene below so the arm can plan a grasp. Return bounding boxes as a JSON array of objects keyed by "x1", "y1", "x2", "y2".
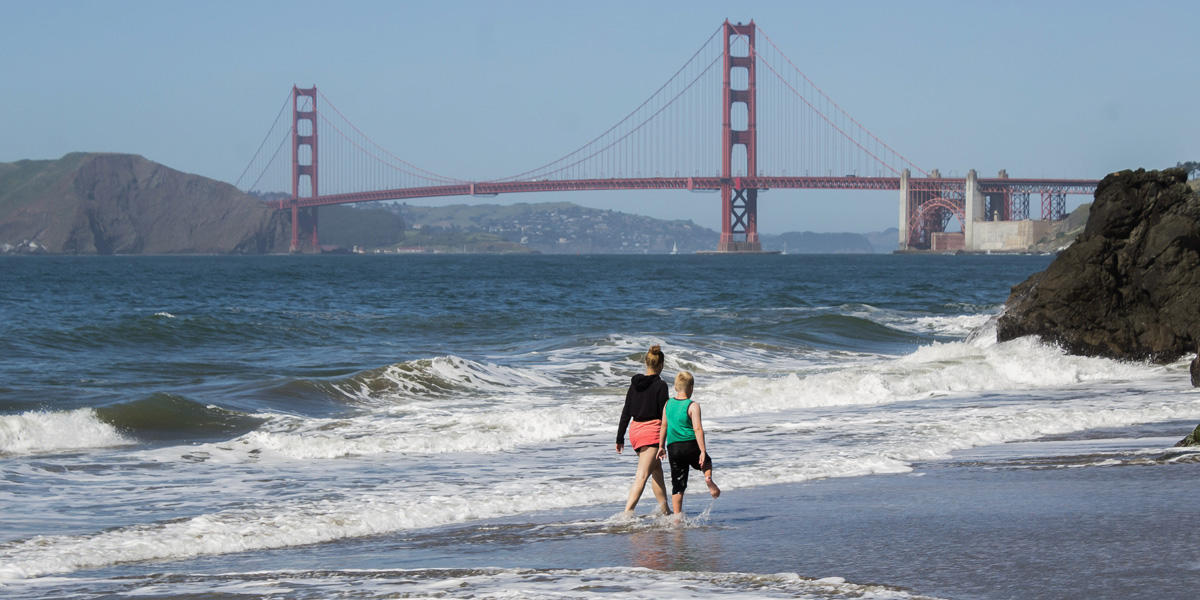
[
  {"x1": 0, "y1": 153, "x2": 293, "y2": 254},
  {"x1": 996, "y1": 168, "x2": 1200, "y2": 364},
  {"x1": 1175, "y1": 423, "x2": 1200, "y2": 447}
]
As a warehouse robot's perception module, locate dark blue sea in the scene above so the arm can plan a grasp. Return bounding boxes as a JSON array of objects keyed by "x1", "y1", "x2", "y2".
[{"x1": 1, "y1": 254, "x2": 1197, "y2": 599}]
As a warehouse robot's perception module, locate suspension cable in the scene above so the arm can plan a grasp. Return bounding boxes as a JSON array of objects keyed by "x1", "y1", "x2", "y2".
[
  {"x1": 756, "y1": 52, "x2": 901, "y2": 176},
  {"x1": 492, "y1": 24, "x2": 723, "y2": 182},
  {"x1": 317, "y1": 90, "x2": 465, "y2": 183},
  {"x1": 756, "y1": 24, "x2": 928, "y2": 177},
  {"x1": 234, "y1": 91, "x2": 292, "y2": 189}
]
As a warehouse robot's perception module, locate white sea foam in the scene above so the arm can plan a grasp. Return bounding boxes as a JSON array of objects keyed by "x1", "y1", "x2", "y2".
[
  {"x1": 230, "y1": 398, "x2": 609, "y2": 459},
  {"x1": 0, "y1": 409, "x2": 130, "y2": 456},
  {"x1": 840, "y1": 304, "x2": 998, "y2": 339},
  {"x1": 177, "y1": 331, "x2": 1173, "y2": 462},
  {"x1": 708, "y1": 332, "x2": 1164, "y2": 416},
  {"x1": 333, "y1": 355, "x2": 562, "y2": 404},
  {"x1": 906, "y1": 313, "x2": 995, "y2": 337},
  {"x1": 1, "y1": 567, "x2": 947, "y2": 599},
  {"x1": 152, "y1": 312, "x2": 176, "y2": 319},
  {"x1": 14, "y1": 390, "x2": 1180, "y2": 579},
  {"x1": 0, "y1": 473, "x2": 627, "y2": 580},
  {"x1": 717, "y1": 399, "x2": 1200, "y2": 495},
  {"x1": 4, "y1": 382, "x2": 1198, "y2": 580},
  {"x1": 0, "y1": 447, "x2": 929, "y2": 583}
]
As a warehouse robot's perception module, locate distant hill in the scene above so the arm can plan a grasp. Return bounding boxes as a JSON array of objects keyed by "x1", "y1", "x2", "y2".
[
  {"x1": 393, "y1": 202, "x2": 719, "y2": 254},
  {"x1": 0, "y1": 153, "x2": 292, "y2": 254},
  {"x1": 761, "y1": 228, "x2": 898, "y2": 254},
  {"x1": 319, "y1": 203, "x2": 532, "y2": 253}
]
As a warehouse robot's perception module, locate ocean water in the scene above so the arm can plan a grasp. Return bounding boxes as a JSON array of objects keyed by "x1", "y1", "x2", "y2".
[{"x1": 1, "y1": 254, "x2": 1198, "y2": 599}]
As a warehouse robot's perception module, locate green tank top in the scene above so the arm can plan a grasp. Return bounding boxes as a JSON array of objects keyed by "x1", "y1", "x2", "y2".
[{"x1": 664, "y1": 398, "x2": 695, "y2": 446}]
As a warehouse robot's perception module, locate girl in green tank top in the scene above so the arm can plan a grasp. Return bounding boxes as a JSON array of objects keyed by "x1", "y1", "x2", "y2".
[{"x1": 664, "y1": 397, "x2": 696, "y2": 446}]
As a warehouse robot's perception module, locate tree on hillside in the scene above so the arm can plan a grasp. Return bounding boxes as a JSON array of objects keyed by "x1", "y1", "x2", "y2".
[{"x1": 1176, "y1": 161, "x2": 1200, "y2": 179}]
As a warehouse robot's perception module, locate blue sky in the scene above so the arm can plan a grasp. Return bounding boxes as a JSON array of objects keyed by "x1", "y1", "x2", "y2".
[{"x1": 2, "y1": 1, "x2": 1196, "y2": 233}]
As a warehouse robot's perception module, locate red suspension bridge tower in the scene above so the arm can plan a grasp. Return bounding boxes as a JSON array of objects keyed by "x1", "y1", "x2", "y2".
[
  {"x1": 720, "y1": 20, "x2": 761, "y2": 252},
  {"x1": 291, "y1": 86, "x2": 318, "y2": 253}
]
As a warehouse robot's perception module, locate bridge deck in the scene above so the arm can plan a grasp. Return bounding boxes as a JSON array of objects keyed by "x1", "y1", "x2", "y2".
[{"x1": 274, "y1": 176, "x2": 1100, "y2": 209}]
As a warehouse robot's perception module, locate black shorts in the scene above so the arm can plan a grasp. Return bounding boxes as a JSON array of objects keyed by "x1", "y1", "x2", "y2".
[{"x1": 666, "y1": 440, "x2": 712, "y2": 495}]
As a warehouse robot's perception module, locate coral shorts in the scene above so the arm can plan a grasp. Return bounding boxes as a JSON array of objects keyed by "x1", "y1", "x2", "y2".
[{"x1": 629, "y1": 419, "x2": 662, "y2": 451}]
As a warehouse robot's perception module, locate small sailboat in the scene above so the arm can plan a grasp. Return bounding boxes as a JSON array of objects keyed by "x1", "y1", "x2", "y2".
[{"x1": 670, "y1": 241, "x2": 678, "y2": 255}]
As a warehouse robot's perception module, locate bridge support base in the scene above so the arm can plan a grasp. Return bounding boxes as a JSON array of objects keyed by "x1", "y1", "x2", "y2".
[
  {"x1": 715, "y1": 241, "x2": 765, "y2": 252},
  {"x1": 717, "y1": 185, "x2": 762, "y2": 252},
  {"x1": 288, "y1": 206, "x2": 320, "y2": 253},
  {"x1": 290, "y1": 204, "x2": 299, "y2": 253}
]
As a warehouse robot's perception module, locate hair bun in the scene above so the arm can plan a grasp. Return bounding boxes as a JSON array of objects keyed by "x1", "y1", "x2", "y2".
[{"x1": 644, "y1": 345, "x2": 665, "y2": 371}]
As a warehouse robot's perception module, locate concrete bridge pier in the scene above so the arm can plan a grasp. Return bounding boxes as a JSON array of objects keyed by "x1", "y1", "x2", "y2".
[{"x1": 963, "y1": 169, "x2": 981, "y2": 249}]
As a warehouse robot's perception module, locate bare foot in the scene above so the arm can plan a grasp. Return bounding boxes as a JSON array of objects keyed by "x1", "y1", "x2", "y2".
[{"x1": 706, "y1": 477, "x2": 721, "y2": 498}]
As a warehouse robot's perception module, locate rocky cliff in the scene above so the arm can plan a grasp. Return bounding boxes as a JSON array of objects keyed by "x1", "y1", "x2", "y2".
[
  {"x1": 996, "y1": 168, "x2": 1200, "y2": 363},
  {"x1": 0, "y1": 153, "x2": 291, "y2": 254}
]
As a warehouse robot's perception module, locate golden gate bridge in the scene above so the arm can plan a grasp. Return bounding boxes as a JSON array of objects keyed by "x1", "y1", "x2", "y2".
[{"x1": 235, "y1": 20, "x2": 1098, "y2": 253}]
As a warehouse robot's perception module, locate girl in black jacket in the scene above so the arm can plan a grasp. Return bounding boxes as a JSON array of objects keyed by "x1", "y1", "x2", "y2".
[{"x1": 615, "y1": 344, "x2": 671, "y2": 515}]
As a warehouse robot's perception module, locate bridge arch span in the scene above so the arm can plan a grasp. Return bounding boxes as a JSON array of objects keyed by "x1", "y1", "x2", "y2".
[{"x1": 908, "y1": 196, "x2": 964, "y2": 250}]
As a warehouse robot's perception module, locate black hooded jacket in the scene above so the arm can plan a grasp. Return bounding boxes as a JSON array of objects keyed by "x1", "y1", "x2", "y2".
[{"x1": 616, "y1": 373, "x2": 669, "y2": 445}]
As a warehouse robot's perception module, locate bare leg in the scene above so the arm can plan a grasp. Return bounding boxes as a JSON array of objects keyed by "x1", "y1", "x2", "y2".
[
  {"x1": 648, "y1": 455, "x2": 671, "y2": 514},
  {"x1": 624, "y1": 447, "x2": 659, "y2": 512},
  {"x1": 671, "y1": 492, "x2": 684, "y2": 518},
  {"x1": 703, "y1": 466, "x2": 720, "y2": 498}
]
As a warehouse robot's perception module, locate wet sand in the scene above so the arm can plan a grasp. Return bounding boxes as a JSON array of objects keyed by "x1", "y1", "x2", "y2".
[{"x1": 359, "y1": 447, "x2": 1200, "y2": 599}]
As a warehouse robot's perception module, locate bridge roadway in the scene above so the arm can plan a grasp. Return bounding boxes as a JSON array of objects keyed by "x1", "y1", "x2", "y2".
[{"x1": 272, "y1": 176, "x2": 1100, "y2": 209}]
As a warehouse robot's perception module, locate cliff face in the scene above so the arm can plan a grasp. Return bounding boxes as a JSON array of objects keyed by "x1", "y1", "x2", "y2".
[
  {"x1": 996, "y1": 168, "x2": 1200, "y2": 363},
  {"x1": 0, "y1": 153, "x2": 292, "y2": 254}
]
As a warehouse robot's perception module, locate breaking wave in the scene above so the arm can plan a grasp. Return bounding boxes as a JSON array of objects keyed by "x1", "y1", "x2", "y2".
[{"x1": 0, "y1": 409, "x2": 131, "y2": 456}]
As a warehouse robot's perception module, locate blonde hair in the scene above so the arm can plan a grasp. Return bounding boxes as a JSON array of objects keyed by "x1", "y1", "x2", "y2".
[
  {"x1": 674, "y1": 371, "x2": 694, "y2": 396},
  {"x1": 644, "y1": 345, "x2": 665, "y2": 373}
]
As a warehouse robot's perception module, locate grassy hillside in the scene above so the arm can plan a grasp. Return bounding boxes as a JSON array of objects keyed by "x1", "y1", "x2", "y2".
[{"x1": 0, "y1": 153, "x2": 93, "y2": 216}]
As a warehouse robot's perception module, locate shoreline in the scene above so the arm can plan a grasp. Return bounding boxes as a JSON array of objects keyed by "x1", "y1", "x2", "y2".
[
  {"x1": 125, "y1": 438, "x2": 1200, "y2": 600},
  {"x1": 344, "y1": 433, "x2": 1200, "y2": 600},
  {"x1": 5, "y1": 435, "x2": 1199, "y2": 599},
  {"x1": 416, "y1": 452, "x2": 1200, "y2": 600}
]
